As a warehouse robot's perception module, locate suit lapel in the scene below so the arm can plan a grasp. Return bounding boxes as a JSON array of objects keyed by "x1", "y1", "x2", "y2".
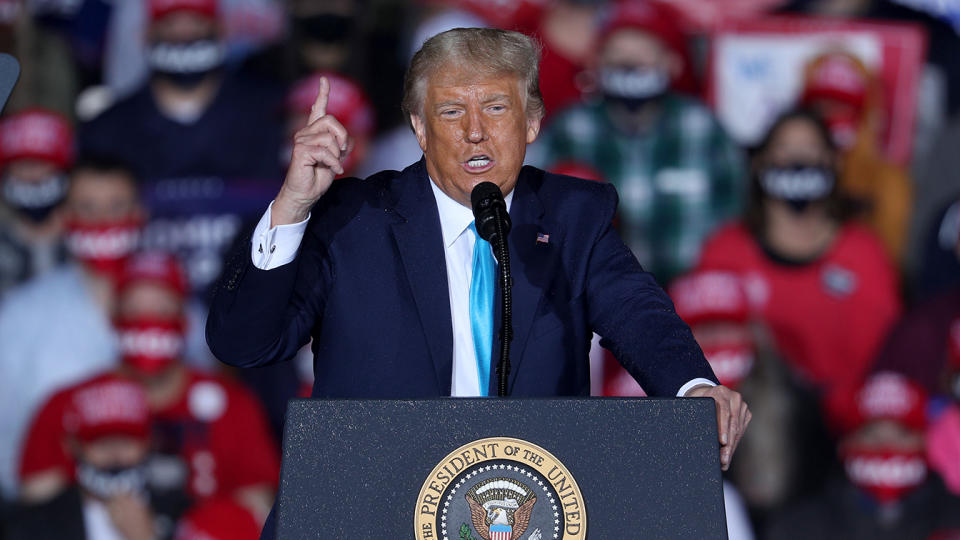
[
  {"x1": 489, "y1": 166, "x2": 560, "y2": 394},
  {"x1": 389, "y1": 160, "x2": 454, "y2": 394}
]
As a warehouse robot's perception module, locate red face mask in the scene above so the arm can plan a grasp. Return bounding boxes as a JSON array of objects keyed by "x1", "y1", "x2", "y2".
[
  {"x1": 116, "y1": 317, "x2": 186, "y2": 374},
  {"x1": 842, "y1": 446, "x2": 927, "y2": 504},
  {"x1": 702, "y1": 341, "x2": 755, "y2": 389},
  {"x1": 65, "y1": 218, "x2": 142, "y2": 278}
]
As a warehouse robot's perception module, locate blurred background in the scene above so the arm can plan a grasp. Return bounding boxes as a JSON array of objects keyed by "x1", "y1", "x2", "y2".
[{"x1": 0, "y1": 0, "x2": 959, "y2": 538}]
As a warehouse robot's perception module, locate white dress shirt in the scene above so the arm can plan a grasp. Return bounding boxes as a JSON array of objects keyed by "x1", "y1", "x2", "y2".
[
  {"x1": 249, "y1": 179, "x2": 714, "y2": 397},
  {"x1": 429, "y1": 180, "x2": 513, "y2": 396}
]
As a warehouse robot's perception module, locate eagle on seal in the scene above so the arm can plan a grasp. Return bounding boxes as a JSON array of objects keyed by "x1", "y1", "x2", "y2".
[{"x1": 465, "y1": 478, "x2": 539, "y2": 540}]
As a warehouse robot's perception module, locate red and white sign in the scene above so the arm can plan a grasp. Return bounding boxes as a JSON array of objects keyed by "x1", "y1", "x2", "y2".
[{"x1": 705, "y1": 16, "x2": 926, "y2": 165}]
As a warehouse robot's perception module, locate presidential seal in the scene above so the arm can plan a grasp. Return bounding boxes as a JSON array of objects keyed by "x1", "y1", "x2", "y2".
[{"x1": 415, "y1": 437, "x2": 586, "y2": 540}]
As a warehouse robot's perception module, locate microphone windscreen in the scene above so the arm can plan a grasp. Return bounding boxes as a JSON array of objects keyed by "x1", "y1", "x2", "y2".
[
  {"x1": 470, "y1": 181, "x2": 503, "y2": 211},
  {"x1": 470, "y1": 182, "x2": 510, "y2": 244},
  {"x1": 0, "y1": 54, "x2": 20, "y2": 115}
]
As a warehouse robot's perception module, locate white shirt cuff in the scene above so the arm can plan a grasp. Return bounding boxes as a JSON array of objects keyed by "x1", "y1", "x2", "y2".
[
  {"x1": 250, "y1": 201, "x2": 310, "y2": 270},
  {"x1": 677, "y1": 378, "x2": 717, "y2": 397}
]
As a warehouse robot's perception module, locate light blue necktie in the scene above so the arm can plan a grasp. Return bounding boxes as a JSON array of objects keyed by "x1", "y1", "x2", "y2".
[{"x1": 469, "y1": 222, "x2": 495, "y2": 397}]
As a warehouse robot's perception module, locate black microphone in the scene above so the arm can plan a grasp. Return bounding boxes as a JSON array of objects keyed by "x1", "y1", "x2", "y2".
[
  {"x1": 470, "y1": 182, "x2": 511, "y2": 247},
  {"x1": 470, "y1": 182, "x2": 513, "y2": 397},
  {"x1": 0, "y1": 54, "x2": 20, "y2": 115}
]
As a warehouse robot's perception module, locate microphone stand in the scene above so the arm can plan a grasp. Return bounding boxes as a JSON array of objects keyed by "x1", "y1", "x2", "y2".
[
  {"x1": 470, "y1": 181, "x2": 514, "y2": 397},
  {"x1": 493, "y1": 207, "x2": 512, "y2": 397}
]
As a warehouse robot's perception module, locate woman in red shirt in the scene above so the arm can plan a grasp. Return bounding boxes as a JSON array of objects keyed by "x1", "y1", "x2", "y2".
[{"x1": 698, "y1": 109, "x2": 901, "y2": 423}]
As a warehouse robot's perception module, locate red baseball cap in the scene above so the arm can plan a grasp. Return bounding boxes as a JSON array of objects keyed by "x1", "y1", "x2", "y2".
[
  {"x1": 600, "y1": 0, "x2": 686, "y2": 58},
  {"x1": 836, "y1": 371, "x2": 928, "y2": 435},
  {"x1": 668, "y1": 270, "x2": 749, "y2": 327},
  {"x1": 174, "y1": 497, "x2": 261, "y2": 540},
  {"x1": 0, "y1": 108, "x2": 74, "y2": 170},
  {"x1": 286, "y1": 72, "x2": 375, "y2": 140},
  {"x1": 116, "y1": 251, "x2": 189, "y2": 298},
  {"x1": 63, "y1": 375, "x2": 151, "y2": 442},
  {"x1": 149, "y1": 0, "x2": 218, "y2": 22},
  {"x1": 801, "y1": 52, "x2": 870, "y2": 110}
]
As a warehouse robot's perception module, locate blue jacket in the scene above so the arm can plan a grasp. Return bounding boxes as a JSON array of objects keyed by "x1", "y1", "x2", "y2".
[{"x1": 205, "y1": 159, "x2": 716, "y2": 398}]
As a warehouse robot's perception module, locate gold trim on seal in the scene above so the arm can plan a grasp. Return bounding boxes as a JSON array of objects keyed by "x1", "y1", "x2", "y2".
[{"x1": 414, "y1": 437, "x2": 586, "y2": 539}]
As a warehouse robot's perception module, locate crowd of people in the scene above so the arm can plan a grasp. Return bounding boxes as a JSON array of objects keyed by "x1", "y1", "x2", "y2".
[{"x1": 0, "y1": 0, "x2": 958, "y2": 538}]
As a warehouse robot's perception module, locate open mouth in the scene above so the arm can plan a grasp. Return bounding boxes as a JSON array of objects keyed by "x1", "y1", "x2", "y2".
[{"x1": 463, "y1": 154, "x2": 494, "y2": 173}]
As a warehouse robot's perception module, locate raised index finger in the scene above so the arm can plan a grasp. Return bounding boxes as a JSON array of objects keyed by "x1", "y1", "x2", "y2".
[{"x1": 308, "y1": 76, "x2": 330, "y2": 124}]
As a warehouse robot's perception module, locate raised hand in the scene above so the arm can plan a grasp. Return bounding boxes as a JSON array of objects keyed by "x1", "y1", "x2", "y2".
[{"x1": 273, "y1": 76, "x2": 353, "y2": 227}]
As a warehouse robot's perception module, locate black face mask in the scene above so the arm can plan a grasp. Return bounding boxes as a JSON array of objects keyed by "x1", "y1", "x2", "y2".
[
  {"x1": 600, "y1": 66, "x2": 670, "y2": 111},
  {"x1": 2, "y1": 173, "x2": 68, "y2": 223},
  {"x1": 76, "y1": 460, "x2": 148, "y2": 499},
  {"x1": 294, "y1": 13, "x2": 354, "y2": 44},
  {"x1": 758, "y1": 164, "x2": 835, "y2": 213},
  {"x1": 148, "y1": 38, "x2": 225, "y2": 89}
]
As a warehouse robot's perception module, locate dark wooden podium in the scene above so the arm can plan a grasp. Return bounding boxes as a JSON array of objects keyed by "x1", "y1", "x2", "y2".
[{"x1": 275, "y1": 398, "x2": 727, "y2": 539}]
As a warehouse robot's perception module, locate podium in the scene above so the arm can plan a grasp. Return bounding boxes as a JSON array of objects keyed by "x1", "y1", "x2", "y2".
[{"x1": 276, "y1": 398, "x2": 727, "y2": 539}]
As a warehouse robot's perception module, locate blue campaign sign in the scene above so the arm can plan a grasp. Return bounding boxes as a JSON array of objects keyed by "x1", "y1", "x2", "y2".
[{"x1": 140, "y1": 175, "x2": 280, "y2": 295}]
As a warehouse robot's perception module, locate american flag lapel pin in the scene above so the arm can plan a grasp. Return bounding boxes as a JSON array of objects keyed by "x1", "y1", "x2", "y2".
[{"x1": 536, "y1": 232, "x2": 550, "y2": 245}]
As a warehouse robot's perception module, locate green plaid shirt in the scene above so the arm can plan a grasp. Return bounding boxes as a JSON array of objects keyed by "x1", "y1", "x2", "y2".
[{"x1": 531, "y1": 94, "x2": 746, "y2": 284}]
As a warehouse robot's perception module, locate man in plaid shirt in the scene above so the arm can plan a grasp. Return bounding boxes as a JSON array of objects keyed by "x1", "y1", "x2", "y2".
[{"x1": 532, "y1": 2, "x2": 744, "y2": 284}]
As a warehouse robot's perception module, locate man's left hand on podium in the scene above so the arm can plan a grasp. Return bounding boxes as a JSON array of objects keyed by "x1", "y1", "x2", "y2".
[{"x1": 685, "y1": 385, "x2": 751, "y2": 471}]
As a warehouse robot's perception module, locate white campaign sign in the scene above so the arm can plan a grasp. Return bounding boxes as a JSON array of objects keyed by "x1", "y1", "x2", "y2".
[{"x1": 713, "y1": 31, "x2": 882, "y2": 146}]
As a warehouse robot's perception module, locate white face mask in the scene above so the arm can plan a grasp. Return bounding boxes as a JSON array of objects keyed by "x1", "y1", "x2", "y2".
[
  {"x1": 600, "y1": 67, "x2": 670, "y2": 109},
  {"x1": 759, "y1": 165, "x2": 835, "y2": 212},
  {"x1": 842, "y1": 447, "x2": 927, "y2": 504},
  {"x1": 2, "y1": 173, "x2": 68, "y2": 222},
  {"x1": 76, "y1": 461, "x2": 148, "y2": 499},
  {"x1": 148, "y1": 39, "x2": 225, "y2": 88}
]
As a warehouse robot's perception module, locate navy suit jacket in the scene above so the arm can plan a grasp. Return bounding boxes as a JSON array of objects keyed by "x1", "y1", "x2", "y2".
[{"x1": 206, "y1": 159, "x2": 716, "y2": 398}]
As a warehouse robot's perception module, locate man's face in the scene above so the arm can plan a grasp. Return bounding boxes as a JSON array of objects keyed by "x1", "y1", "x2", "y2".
[
  {"x1": 65, "y1": 171, "x2": 141, "y2": 224},
  {"x1": 118, "y1": 281, "x2": 183, "y2": 321},
  {"x1": 77, "y1": 436, "x2": 149, "y2": 469},
  {"x1": 5, "y1": 158, "x2": 61, "y2": 182},
  {"x1": 290, "y1": 0, "x2": 356, "y2": 72},
  {"x1": 410, "y1": 65, "x2": 541, "y2": 207},
  {"x1": 760, "y1": 117, "x2": 834, "y2": 169},
  {"x1": 841, "y1": 419, "x2": 924, "y2": 453},
  {"x1": 148, "y1": 11, "x2": 218, "y2": 44},
  {"x1": 599, "y1": 28, "x2": 675, "y2": 73}
]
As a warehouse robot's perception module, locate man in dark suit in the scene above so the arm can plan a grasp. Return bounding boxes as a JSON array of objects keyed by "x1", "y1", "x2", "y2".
[{"x1": 206, "y1": 27, "x2": 750, "y2": 537}]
